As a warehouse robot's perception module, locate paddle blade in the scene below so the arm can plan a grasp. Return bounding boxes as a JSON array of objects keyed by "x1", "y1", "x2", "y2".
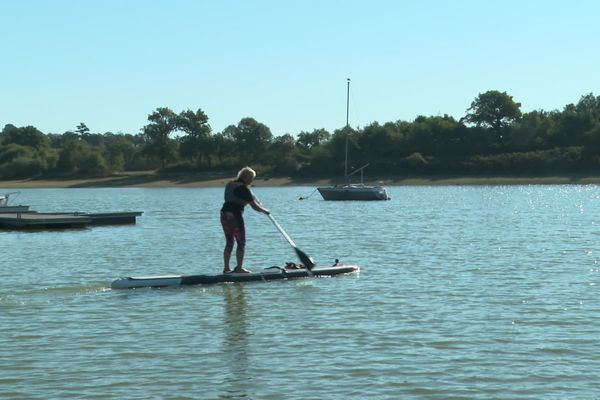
[{"x1": 295, "y1": 248, "x2": 315, "y2": 270}]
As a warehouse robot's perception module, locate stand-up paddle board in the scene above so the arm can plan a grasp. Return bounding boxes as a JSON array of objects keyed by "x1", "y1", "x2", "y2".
[{"x1": 111, "y1": 264, "x2": 359, "y2": 289}]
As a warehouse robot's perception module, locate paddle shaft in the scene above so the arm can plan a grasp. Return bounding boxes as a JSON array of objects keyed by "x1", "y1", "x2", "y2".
[
  {"x1": 267, "y1": 214, "x2": 315, "y2": 268},
  {"x1": 254, "y1": 195, "x2": 315, "y2": 270},
  {"x1": 267, "y1": 213, "x2": 297, "y2": 248},
  {"x1": 266, "y1": 213, "x2": 315, "y2": 270}
]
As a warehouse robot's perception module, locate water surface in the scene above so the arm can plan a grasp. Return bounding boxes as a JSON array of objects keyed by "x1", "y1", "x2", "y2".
[{"x1": 2, "y1": 186, "x2": 600, "y2": 399}]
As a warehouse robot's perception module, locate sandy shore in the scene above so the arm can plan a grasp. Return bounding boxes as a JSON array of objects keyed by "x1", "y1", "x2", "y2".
[{"x1": 2, "y1": 171, "x2": 600, "y2": 188}]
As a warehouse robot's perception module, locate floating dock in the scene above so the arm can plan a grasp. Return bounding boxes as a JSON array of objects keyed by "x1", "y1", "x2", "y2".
[
  {"x1": 0, "y1": 211, "x2": 143, "y2": 230},
  {"x1": 0, "y1": 205, "x2": 30, "y2": 212}
]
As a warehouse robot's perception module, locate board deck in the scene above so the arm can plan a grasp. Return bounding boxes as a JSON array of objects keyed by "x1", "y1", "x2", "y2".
[{"x1": 111, "y1": 265, "x2": 359, "y2": 289}]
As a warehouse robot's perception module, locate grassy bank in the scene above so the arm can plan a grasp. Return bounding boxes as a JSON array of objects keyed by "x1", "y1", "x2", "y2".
[{"x1": 3, "y1": 171, "x2": 600, "y2": 188}]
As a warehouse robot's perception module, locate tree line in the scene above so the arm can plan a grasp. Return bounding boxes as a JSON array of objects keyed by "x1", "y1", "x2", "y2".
[{"x1": 2, "y1": 90, "x2": 600, "y2": 180}]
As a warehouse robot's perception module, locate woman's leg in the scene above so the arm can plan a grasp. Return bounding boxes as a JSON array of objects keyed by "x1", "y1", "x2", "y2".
[
  {"x1": 233, "y1": 227, "x2": 248, "y2": 272},
  {"x1": 221, "y1": 212, "x2": 236, "y2": 273}
]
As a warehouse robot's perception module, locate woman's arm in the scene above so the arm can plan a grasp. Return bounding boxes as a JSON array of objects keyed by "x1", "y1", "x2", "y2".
[{"x1": 249, "y1": 199, "x2": 270, "y2": 214}]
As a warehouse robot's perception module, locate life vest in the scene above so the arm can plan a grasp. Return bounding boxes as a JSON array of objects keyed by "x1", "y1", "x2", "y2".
[{"x1": 224, "y1": 180, "x2": 250, "y2": 206}]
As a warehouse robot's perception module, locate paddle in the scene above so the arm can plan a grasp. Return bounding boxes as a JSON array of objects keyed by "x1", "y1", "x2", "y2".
[{"x1": 266, "y1": 213, "x2": 316, "y2": 270}]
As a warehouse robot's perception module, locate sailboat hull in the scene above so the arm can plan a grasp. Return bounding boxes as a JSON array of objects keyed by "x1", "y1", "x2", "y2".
[{"x1": 317, "y1": 185, "x2": 390, "y2": 201}]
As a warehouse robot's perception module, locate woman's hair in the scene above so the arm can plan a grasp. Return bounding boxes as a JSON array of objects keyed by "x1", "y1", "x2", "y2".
[{"x1": 237, "y1": 166, "x2": 256, "y2": 182}]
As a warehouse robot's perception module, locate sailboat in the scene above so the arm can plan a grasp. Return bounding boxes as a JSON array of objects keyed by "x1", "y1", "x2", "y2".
[{"x1": 317, "y1": 79, "x2": 390, "y2": 201}]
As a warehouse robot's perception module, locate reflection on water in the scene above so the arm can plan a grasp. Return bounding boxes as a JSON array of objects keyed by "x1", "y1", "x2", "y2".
[
  {"x1": 221, "y1": 284, "x2": 249, "y2": 398},
  {"x1": 3, "y1": 186, "x2": 600, "y2": 399}
]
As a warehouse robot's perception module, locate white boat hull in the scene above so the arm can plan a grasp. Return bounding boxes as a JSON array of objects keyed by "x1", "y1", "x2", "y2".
[{"x1": 317, "y1": 185, "x2": 390, "y2": 201}]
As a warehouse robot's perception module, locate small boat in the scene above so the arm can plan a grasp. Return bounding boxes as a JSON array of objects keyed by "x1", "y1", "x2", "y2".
[
  {"x1": 111, "y1": 263, "x2": 359, "y2": 289},
  {"x1": 0, "y1": 192, "x2": 30, "y2": 212},
  {"x1": 317, "y1": 79, "x2": 390, "y2": 201},
  {"x1": 318, "y1": 183, "x2": 390, "y2": 201}
]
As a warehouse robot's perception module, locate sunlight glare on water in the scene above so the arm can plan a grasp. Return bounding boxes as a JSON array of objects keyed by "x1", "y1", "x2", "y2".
[{"x1": 2, "y1": 186, "x2": 600, "y2": 399}]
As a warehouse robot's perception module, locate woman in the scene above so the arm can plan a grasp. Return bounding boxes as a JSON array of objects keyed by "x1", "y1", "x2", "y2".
[{"x1": 220, "y1": 167, "x2": 269, "y2": 273}]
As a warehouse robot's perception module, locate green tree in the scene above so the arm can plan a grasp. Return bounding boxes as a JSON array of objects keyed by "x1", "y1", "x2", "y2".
[
  {"x1": 550, "y1": 94, "x2": 600, "y2": 147},
  {"x1": 266, "y1": 134, "x2": 300, "y2": 174},
  {"x1": 328, "y1": 126, "x2": 360, "y2": 175},
  {"x1": 510, "y1": 110, "x2": 555, "y2": 151},
  {"x1": 1, "y1": 124, "x2": 50, "y2": 149},
  {"x1": 0, "y1": 143, "x2": 36, "y2": 165},
  {"x1": 463, "y1": 90, "x2": 522, "y2": 139},
  {"x1": 575, "y1": 93, "x2": 600, "y2": 115},
  {"x1": 103, "y1": 134, "x2": 138, "y2": 171},
  {"x1": 231, "y1": 118, "x2": 273, "y2": 164},
  {"x1": 142, "y1": 107, "x2": 178, "y2": 168},
  {"x1": 296, "y1": 128, "x2": 331, "y2": 150},
  {"x1": 269, "y1": 134, "x2": 295, "y2": 156},
  {"x1": 213, "y1": 128, "x2": 238, "y2": 167},
  {"x1": 301, "y1": 144, "x2": 335, "y2": 175},
  {"x1": 404, "y1": 115, "x2": 462, "y2": 157},
  {"x1": 177, "y1": 108, "x2": 212, "y2": 167},
  {"x1": 0, "y1": 124, "x2": 58, "y2": 177},
  {"x1": 56, "y1": 139, "x2": 109, "y2": 176},
  {"x1": 76, "y1": 123, "x2": 90, "y2": 136},
  {"x1": 0, "y1": 156, "x2": 47, "y2": 179}
]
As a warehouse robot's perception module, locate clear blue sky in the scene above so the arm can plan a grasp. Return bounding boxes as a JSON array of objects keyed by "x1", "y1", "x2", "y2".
[{"x1": 2, "y1": 0, "x2": 599, "y2": 137}]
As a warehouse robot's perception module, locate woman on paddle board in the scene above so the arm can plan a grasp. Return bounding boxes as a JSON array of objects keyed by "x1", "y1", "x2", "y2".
[{"x1": 221, "y1": 166, "x2": 270, "y2": 273}]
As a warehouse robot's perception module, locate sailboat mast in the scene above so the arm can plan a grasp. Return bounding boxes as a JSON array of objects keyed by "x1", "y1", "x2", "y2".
[
  {"x1": 346, "y1": 78, "x2": 350, "y2": 127},
  {"x1": 345, "y1": 78, "x2": 350, "y2": 178}
]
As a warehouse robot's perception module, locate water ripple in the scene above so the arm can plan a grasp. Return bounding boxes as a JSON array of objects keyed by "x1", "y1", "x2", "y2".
[{"x1": 2, "y1": 186, "x2": 600, "y2": 398}]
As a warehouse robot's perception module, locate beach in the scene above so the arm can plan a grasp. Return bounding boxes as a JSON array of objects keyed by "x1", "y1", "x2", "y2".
[{"x1": 2, "y1": 171, "x2": 600, "y2": 188}]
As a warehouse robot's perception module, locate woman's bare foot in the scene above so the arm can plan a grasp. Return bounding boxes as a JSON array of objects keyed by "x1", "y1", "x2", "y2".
[{"x1": 233, "y1": 267, "x2": 251, "y2": 273}]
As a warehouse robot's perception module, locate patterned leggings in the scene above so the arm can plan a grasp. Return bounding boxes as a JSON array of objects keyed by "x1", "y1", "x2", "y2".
[{"x1": 220, "y1": 211, "x2": 246, "y2": 253}]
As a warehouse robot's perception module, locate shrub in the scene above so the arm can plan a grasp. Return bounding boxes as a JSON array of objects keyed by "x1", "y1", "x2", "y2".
[{"x1": 0, "y1": 157, "x2": 45, "y2": 179}]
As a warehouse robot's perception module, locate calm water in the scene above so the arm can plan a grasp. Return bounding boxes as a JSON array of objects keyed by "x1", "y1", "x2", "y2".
[{"x1": 2, "y1": 185, "x2": 600, "y2": 399}]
